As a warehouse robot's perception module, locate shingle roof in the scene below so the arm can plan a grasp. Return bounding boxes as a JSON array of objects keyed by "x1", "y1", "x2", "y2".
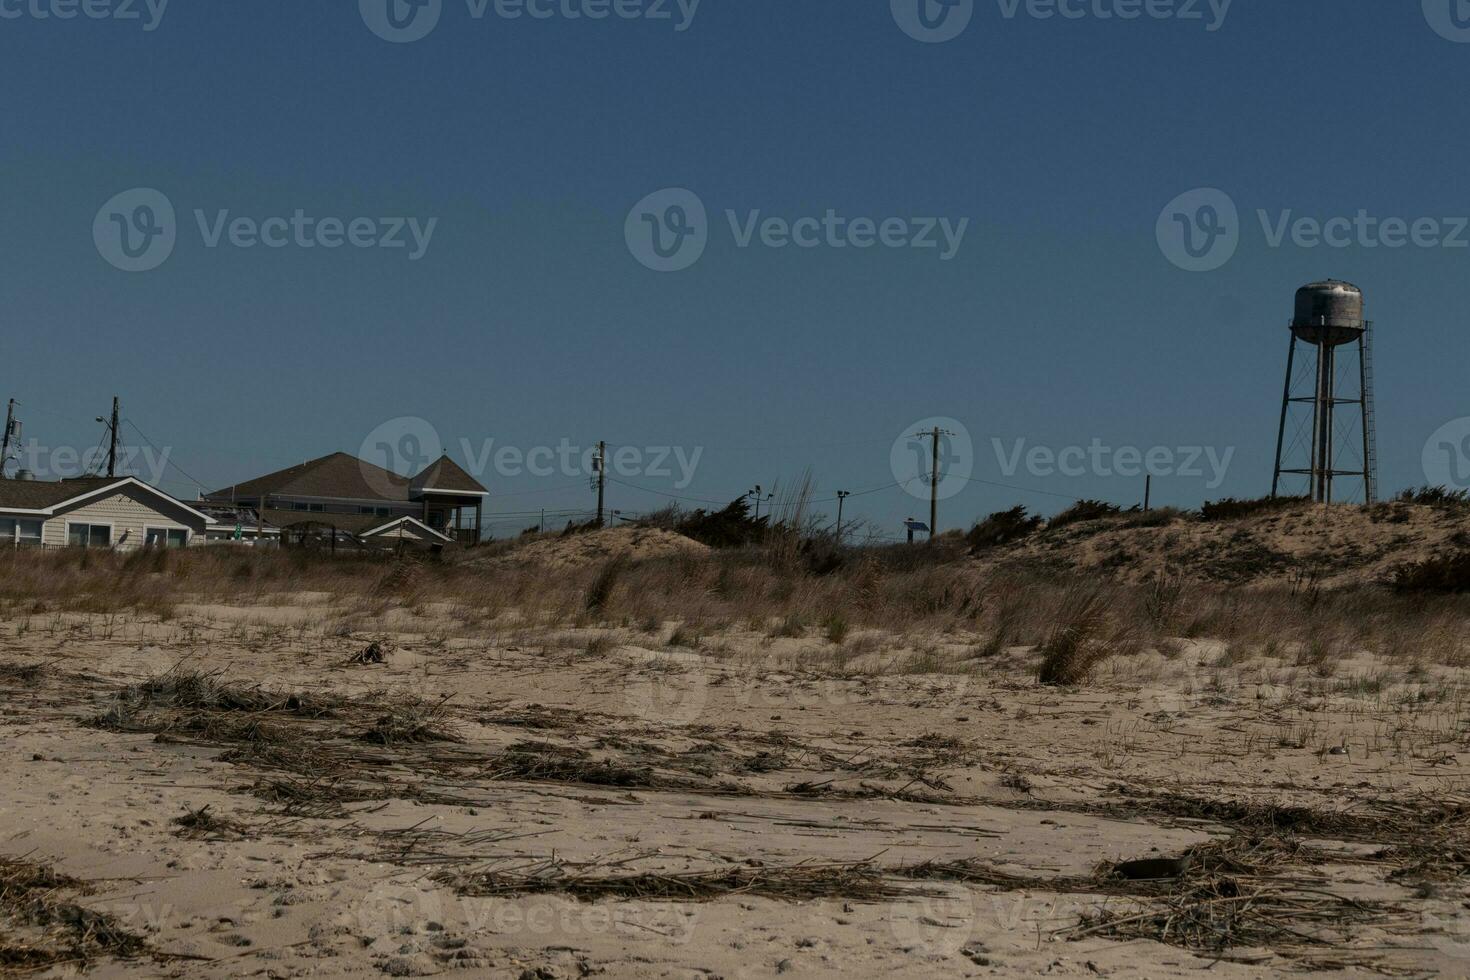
[
  {"x1": 410, "y1": 455, "x2": 488, "y2": 495},
  {"x1": 206, "y1": 453, "x2": 413, "y2": 504},
  {"x1": 260, "y1": 509, "x2": 400, "y2": 535},
  {"x1": 0, "y1": 477, "x2": 127, "y2": 511}
]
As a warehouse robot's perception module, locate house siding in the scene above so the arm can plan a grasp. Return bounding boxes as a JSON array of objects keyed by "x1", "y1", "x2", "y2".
[
  {"x1": 364, "y1": 522, "x2": 440, "y2": 543},
  {"x1": 43, "y1": 486, "x2": 208, "y2": 550}
]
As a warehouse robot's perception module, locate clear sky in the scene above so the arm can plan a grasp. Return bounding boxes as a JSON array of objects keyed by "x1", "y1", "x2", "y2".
[{"x1": 3, "y1": 1, "x2": 1467, "y2": 538}]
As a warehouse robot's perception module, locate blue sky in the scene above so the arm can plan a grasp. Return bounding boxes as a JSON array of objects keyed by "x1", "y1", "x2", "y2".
[{"x1": 3, "y1": 1, "x2": 1468, "y2": 538}]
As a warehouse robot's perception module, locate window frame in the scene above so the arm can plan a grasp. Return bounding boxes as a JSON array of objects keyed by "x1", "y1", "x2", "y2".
[
  {"x1": 144, "y1": 526, "x2": 190, "y2": 549},
  {"x1": 66, "y1": 522, "x2": 114, "y2": 549}
]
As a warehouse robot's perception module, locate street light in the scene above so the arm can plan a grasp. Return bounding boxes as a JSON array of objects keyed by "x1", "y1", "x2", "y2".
[{"x1": 834, "y1": 490, "x2": 851, "y2": 546}]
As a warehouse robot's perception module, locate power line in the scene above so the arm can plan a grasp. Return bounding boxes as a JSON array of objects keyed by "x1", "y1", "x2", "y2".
[{"x1": 123, "y1": 419, "x2": 212, "y2": 494}]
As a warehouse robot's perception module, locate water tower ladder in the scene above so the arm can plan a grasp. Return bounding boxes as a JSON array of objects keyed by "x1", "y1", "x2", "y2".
[{"x1": 1362, "y1": 321, "x2": 1379, "y2": 503}]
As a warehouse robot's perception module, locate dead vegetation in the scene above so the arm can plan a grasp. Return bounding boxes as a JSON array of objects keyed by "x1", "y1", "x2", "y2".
[{"x1": 0, "y1": 858, "x2": 148, "y2": 973}]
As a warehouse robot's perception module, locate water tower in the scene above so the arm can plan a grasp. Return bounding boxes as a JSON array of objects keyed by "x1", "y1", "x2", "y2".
[{"x1": 1271, "y1": 280, "x2": 1378, "y2": 504}]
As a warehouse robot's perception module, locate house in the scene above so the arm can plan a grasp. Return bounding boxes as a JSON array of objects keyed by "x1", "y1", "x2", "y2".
[
  {"x1": 0, "y1": 476, "x2": 215, "y2": 549},
  {"x1": 203, "y1": 452, "x2": 487, "y2": 548}
]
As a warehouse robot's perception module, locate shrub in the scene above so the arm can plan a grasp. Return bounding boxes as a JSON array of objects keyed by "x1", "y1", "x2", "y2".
[
  {"x1": 1392, "y1": 551, "x2": 1470, "y2": 594},
  {"x1": 1200, "y1": 496, "x2": 1307, "y2": 521},
  {"x1": 1047, "y1": 500, "x2": 1121, "y2": 532},
  {"x1": 1397, "y1": 486, "x2": 1470, "y2": 508},
  {"x1": 966, "y1": 506, "x2": 1042, "y2": 552}
]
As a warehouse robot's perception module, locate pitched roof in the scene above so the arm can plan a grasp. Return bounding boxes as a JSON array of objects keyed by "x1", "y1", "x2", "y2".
[
  {"x1": 258, "y1": 508, "x2": 391, "y2": 535},
  {"x1": 207, "y1": 453, "x2": 413, "y2": 503},
  {"x1": 410, "y1": 455, "x2": 488, "y2": 495},
  {"x1": 0, "y1": 477, "x2": 121, "y2": 511},
  {"x1": 0, "y1": 477, "x2": 215, "y2": 523},
  {"x1": 362, "y1": 516, "x2": 453, "y2": 543}
]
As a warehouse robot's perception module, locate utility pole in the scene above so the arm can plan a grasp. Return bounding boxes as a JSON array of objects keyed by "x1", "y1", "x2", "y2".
[
  {"x1": 107, "y1": 397, "x2": 119, "y2": 478},
  {"x1": 595, "y1": 441, "x2": 606, "y2": 525},
  {"x1": 834, "y1": 490, "x2": 850, "y2": 546},
  {"x1": 0, "y1": 400, "x2": 15, "y2": 479},
  {"x1": 914, "y1": 426, "x2": 953, "y2": 541},
  {"x1": 1144, "y1": 475, "x2": 1152, "y2": 512}
]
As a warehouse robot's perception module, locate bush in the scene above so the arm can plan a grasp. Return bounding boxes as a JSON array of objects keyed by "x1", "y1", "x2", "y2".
[
  {"x1": 1200, "y1": 496, "x2": 1306, "y2": 521},
  {"x1": 1392, "y1": 551, "x2": 1470, "y2": 594},
  {"x1": 663, "y1": 499, "x2": 769, "y2": 549},
  {"x1": 1047, "y1": 500, "x2": 1121, "y2": 532},
  {"x1": 1397, "y1": 486, "x2": 1470, "y2": 508},
  {"x1": 966, "y1": 506, "x2": 1043, "y2": 552}
]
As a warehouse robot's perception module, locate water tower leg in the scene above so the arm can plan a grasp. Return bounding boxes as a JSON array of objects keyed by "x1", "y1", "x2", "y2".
[
  {"x1": 1272, "y1": 335, "x2": 1297, "y2": 499},
  {"x1": 1316, "y1": 344, "x2": 1336, "y2": 504},
  {"x1": 1317, "y1": 343, "x2": 1328, "y2": 499}
]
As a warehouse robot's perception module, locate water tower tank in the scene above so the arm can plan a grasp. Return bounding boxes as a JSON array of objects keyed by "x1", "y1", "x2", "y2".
[{"x1": 1291, "y1": 280, "x2": 1365, "y2": 347}]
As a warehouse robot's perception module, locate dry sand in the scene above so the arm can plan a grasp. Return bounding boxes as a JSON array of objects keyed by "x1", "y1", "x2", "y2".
[
  {"x1": 3, "y1": 590, "x2": 1470, "y2": 978},
  {"x1": 977, "y1": 499, "x2": 1470, "y2": 589},
  {"x1": 476, "y1": 527, "x2": 711, "y2": 571}
]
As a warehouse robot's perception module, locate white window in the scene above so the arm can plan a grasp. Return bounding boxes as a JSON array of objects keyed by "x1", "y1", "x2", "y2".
[
  {"x1": 2, "y1": 518, "x2": 44, "y2": 546},
  {"x1": 67, "y1": 523, "x2": 112, "y2": 549},
  {"x1": 145, "y1": 528, "x2": 189, "y2": 548}
]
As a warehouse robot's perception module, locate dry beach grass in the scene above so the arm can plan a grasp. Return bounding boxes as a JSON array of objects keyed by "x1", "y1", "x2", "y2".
[{"x1": 3, "y1": 503, "x2": 1470, "y2": 976}]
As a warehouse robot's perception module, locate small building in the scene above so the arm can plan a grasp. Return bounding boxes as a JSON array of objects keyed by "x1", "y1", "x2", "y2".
[
  {"x1": 203, "y1": 452, "x2": 487, "y2": 548},
  {"x1": 0, "y1": 476, "x2": 215, "y2": 549}
]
